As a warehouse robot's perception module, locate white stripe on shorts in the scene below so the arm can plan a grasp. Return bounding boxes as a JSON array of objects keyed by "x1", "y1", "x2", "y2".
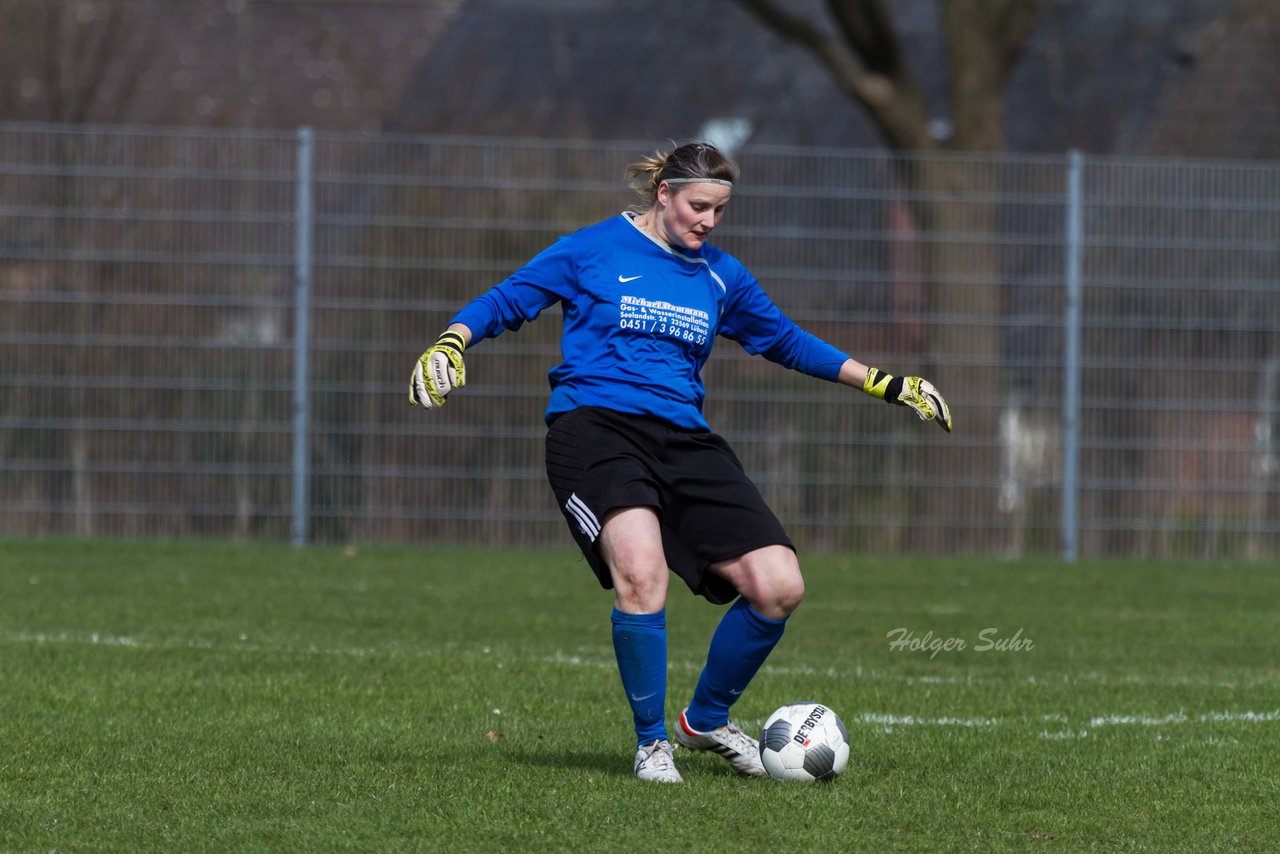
[{"x1": 565, "y1": 492, "x2": 601, "y2": 541}]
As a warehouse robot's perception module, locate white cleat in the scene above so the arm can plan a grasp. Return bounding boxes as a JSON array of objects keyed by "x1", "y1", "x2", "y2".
[
  {"x1": 634, "y1": 739, "x2": 683, "y2": 783},
  {"x1": 674, "y1": 708, "x2": 767, "y2": 777}
]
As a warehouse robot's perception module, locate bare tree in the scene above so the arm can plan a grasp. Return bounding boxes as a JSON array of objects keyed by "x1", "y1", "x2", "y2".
[
  {"x1": 733, "y1": 0, "x2": 1042, "y2": 152},
  {"x1": 734, "y1": 0, "x2": 1045, "y2": 550}
]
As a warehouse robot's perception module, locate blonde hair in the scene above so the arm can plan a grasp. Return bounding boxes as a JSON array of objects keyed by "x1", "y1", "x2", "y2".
[{"x1": 624, "y1": 141, "x2": 739, "y2": 208}]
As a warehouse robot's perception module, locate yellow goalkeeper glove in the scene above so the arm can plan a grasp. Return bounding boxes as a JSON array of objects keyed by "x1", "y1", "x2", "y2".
[
  {"x1": 863, "y1": 367, "x2": 952, "y2": 433},
  {"x1": 409, "y1": 330, "x2": 467, "y2": 409}
]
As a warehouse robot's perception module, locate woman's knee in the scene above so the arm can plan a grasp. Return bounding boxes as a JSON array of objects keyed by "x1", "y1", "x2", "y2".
[
  {"x1": 765, "y1": 564, "x2": 806, "y2": 617},
  {"x1": 600, "y1": 507, "x2": 669, "y2": 612},
  {"x1": 608, "y1": 553, "x2": 668, "y2": 611},
  {"x1": 718, "y1": 545, "x2": 805, "y2": 619}
]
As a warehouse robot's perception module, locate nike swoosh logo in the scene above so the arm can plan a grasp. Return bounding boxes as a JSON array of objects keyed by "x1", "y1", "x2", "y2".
[
  {"x1": 629, "y1": 691, "x2": 658, "y2": 702},
  {"x1": 618, "y1": 275, "x2": 643, "y2": 283}
]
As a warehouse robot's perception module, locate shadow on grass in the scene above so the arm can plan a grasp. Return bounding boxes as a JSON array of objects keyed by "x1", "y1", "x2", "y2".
[
  {"x1": 508, "y1": 743, "x2": 751, "y2": 781},
  {"x1": 507, "y1": 743, "x2": 629, "y2": 776}
]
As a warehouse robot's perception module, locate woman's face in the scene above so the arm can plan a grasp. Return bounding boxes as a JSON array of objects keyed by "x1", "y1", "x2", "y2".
[{"x1": 655, "y1": 181, "x2": 732, "y2": 250}]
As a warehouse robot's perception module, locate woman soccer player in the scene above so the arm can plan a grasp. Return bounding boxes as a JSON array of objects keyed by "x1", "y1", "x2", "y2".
[{"x1": 410, "y1": 141, "x2": 951, "y2": 782}]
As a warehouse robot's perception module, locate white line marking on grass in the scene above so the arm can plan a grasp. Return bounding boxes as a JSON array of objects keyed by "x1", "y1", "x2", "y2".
[
  {"x1": 849, "y1": 708, "x2": 1280, "y2": 738},
  {"x1": 855, "y1": 712, "x2": 1002, "y2": 729},
  {"x1": 11, "y1": 630, "x2": 1280, "y2": 737},
  {"x1": 17, "y1": 630, "x2": 146, "y2": 648},
  {"x1": 1089, "y1": 712, "x2": 1190, "y2": 727},
  {"x1": 1089, "y1": 709, "x2": 1280, "y2": 727},
  {"x1": 6, "y1": 631, "x2": 1267, "y2": 688},
  {"x1": 1199, "y1": 709, "x2": 1280, "y2": 723},
  {"x1": 542, "y1": 651, "x2": 614, "y2": 670}
]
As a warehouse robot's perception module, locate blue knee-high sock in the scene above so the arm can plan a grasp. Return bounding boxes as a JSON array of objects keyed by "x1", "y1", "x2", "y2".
[
  {"x1": 611, "y1": 608, "x2": 668, "y2": 747},
  {"x1": 684, "y1": 598, "x2": 787, "y2": 732}
]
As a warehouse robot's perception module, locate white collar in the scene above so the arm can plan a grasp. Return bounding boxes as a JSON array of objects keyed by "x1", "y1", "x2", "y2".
[
  {"x1": 622, "y1": 211, "x2": 697, "y2": 259},
  {"x1": 619, "y1": 213, "x2": 725, "y2": 293}
]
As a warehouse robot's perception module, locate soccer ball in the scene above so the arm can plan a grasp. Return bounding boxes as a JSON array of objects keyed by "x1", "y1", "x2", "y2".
[{"x1": 759, "y1": 702, "x2": 850, "y2": 782}]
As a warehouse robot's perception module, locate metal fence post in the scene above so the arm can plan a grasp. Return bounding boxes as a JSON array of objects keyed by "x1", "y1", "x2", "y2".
[
  {"x1": 292, "y1": 126, "x2": 314, "y2": 548},
  {"x1": 1062, "y1": 150, "x2": 1083, "y2": 562}
]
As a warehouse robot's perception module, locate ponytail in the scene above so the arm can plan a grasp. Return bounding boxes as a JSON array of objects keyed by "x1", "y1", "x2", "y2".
[{"x1": 624, "y1": 142, "x2": 738, "y2": 208}]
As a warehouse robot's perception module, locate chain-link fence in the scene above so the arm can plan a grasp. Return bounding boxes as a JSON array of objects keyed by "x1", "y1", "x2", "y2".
[{"x1": 2, "y1": 123, "x2": 1277, "y2": 559}]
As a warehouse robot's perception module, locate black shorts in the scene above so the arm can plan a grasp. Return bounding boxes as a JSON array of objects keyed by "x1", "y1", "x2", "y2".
[{"x1": 545, "y1": 406, "x2": 794, "y2": 605}]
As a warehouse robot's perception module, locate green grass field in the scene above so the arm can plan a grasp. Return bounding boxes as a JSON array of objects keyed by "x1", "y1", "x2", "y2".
[{"x1": 2, "y1": 539, "x2": 1278, "y2": 852}]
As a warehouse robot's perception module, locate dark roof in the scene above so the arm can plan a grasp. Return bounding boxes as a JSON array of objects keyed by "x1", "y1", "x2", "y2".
[
  {"x1": 1, "y1": 0, "x2": 1270, "y2": 160},
  {"x1": 389, "y1": 0, "x2": 877, "y2": 147},
  {"x1": 1010, "y1": 0, "x2": 1249, "y2": 154},
  {"x1": 0, "y1": 0, "x2": 459, "y2": 132},
  {"x1": 1141, "y1": 0, "x2": 1280, "y2": 159},
  {"x1": 392, "y1": 0, "x2": 1249, "y2": 157}
]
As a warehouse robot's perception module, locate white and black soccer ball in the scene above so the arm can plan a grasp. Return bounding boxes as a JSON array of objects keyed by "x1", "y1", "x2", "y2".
[{"x1": 758, "y1": 702, "x2": 850, "y2": 782}]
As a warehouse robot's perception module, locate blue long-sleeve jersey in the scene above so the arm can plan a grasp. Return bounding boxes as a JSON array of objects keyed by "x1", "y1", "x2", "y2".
[{"x1": 451, "y1": 213, "x2": 850, "y2": 430}]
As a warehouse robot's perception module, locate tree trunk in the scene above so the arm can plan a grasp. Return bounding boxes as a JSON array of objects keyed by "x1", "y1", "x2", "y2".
[{"x1": 905, "y1": 157, "x2": 1003, "y2": 553}]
